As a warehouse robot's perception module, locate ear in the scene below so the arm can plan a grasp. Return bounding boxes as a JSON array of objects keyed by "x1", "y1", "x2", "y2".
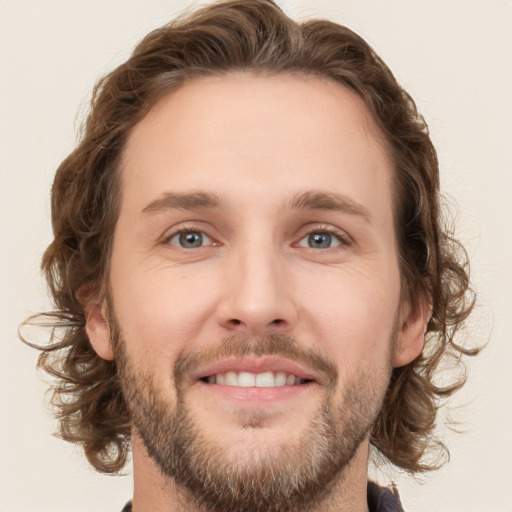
[
  {"x1": 394, "y1": 296, "x2": 432, "y2": 368},
  {"x1": 84, "y1": 299, "x2": 114, "y2": 361}
]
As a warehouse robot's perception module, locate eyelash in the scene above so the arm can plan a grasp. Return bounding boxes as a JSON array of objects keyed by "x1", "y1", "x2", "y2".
[{"x1": 161, "y1": 224, "x2": 351, "y2": 249}]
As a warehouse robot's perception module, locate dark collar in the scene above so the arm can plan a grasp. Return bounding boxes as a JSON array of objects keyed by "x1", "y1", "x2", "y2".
[{"x1": 368, "y1": 481, "x2": 405, "y2": 512}]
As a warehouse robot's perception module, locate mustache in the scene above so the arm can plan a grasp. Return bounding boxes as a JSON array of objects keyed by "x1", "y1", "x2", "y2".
[{"x1": 173, "y1": 333, "x2": 338, "y2": 389}]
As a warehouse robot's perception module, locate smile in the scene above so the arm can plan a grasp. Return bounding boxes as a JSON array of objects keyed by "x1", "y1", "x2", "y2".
[{"x1": 203, "y1": 371, "x2": 310, "y2": 387}]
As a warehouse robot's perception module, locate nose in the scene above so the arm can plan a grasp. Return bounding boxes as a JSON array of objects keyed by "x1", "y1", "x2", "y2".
[{"x1": 217, "y1": 242, "x2": 298, "y2": 335}]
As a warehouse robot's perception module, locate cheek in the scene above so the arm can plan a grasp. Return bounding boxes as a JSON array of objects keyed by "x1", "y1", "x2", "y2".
[
  {"x1": 299, "y1": 264, "x2": 401, "y2": 370},
  {"x1": 109, "y1": 260, "x2": 221, "y2": 363}
]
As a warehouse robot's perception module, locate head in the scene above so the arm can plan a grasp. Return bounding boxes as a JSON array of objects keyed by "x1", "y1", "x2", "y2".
[{"x1": 26, "y1": 0, "x2": 475, "y2": 506}]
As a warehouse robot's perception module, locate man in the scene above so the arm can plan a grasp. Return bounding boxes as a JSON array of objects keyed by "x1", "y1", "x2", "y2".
[{"x1": 23, "y1": 1, "x2": 476, "y2": 510}]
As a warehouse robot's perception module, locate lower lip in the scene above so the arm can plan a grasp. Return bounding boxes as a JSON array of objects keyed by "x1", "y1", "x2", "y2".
[{"x1": 199, "y1": 381, "x2": 314, "y2": 403}]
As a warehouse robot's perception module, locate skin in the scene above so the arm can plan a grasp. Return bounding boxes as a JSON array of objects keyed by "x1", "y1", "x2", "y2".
[{"x1": 86, "y1": 72, "x2": 428, "y2": 511}]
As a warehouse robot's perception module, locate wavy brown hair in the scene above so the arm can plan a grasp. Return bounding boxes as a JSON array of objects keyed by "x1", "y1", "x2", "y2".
[{"x1": 22, "y1": 0, "x2": 477, "y2": 474}]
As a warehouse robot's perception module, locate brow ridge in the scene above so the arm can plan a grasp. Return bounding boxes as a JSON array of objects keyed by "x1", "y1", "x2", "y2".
[
  {"x1": 141, "y1": 189, "x2": 371, "y2": 222},
  {"x1": 142, "y1": 191, "x2": 224, "y2": 215},
  {"x1": 289, "y1": 190, "x2": 371, "y2": 221}
]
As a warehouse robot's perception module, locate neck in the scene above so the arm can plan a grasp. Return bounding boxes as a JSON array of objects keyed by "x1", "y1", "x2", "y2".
[{"x1": 130, "y1": 435, "x2": 371, "y2": 512}]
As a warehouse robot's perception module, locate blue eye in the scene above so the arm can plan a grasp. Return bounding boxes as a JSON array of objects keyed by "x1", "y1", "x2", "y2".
[
  {"x1": 299, "y1": 232, "x2": 342, "y2": 249},
  {"x1": 168, "y1": 231, "x2": 212, "y2": 248}
]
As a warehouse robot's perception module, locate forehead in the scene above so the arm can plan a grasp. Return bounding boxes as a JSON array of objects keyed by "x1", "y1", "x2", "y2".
[{"x1": 121, "y1": 72, "x2": 393, "y2": 218}]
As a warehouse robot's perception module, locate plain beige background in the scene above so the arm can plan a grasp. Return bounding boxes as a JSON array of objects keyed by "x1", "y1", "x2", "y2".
[{"x1": 1, "y1": 1, "x2": 511, "y2": 511}]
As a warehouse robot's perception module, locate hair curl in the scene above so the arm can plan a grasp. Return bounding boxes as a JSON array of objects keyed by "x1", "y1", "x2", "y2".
[{"x1": 21, "y1": 0, "x2": 477, "y2": 474}]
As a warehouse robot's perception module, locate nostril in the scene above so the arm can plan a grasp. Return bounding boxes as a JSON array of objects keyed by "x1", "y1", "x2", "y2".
[{"x1": 222, "y1": 317, "x2": 289, "y2": 331}]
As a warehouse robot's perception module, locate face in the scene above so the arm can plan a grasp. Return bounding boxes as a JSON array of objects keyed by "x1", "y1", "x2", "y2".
[{"x1": 87, "y1": 73, "x2": 425, "y2": 511}]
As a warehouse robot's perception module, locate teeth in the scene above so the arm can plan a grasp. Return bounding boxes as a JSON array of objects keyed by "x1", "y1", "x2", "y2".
[
  {"x1": 275, "y1": 372, "x2": 287, "y2": 386},
  {"x1": 255, "y1": 371, "x2": 275, "y2": 387},
  {"x1": 238, "y1": 372, "x2": 256, "y2": 387},
  {"x1": 225, "y1": 371, "x2": 237, "y2": 386},
  {"x1": 206, "y1": 371, "x2": 305, "y2": 387}
]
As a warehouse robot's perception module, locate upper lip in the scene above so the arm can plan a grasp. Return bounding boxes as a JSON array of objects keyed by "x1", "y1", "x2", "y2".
[{"x1": 192, "y1": 357, "x2": 317, "y2": 382}]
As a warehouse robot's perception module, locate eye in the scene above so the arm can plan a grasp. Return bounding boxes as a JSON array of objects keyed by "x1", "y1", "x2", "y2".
[
  {"x1": 298, "y1": 231, "x2": 343, "y2": 249},
  {"x1": 167, "y1": 230, "x2": 213, "y2": 249}
]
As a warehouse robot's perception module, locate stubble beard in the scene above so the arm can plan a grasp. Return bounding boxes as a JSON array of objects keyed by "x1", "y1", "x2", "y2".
[{"x1": 110, "y1": 315, "x2": 394, "y2": 512}]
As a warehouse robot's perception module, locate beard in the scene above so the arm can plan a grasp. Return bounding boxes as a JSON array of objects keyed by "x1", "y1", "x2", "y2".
[{"x1": 109, "y1": 311, "x2": 394, "y2": 512}]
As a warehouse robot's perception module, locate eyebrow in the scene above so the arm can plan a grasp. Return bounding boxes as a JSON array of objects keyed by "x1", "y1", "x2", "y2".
[
  {"x1": 141, "y1": 191, "x2": 225, "y2": 215},
  {"x1": 289, "y1": 191, "x2": 372, "y2": 222}
]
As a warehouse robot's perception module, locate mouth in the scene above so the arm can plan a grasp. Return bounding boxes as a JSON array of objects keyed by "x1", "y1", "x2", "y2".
[
  {"x1": 193, "y1": 357, "x2": 317, "y2": 392},
  {"x1": 201, "y1": 371, "x2": 312, "y2": 387}
]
